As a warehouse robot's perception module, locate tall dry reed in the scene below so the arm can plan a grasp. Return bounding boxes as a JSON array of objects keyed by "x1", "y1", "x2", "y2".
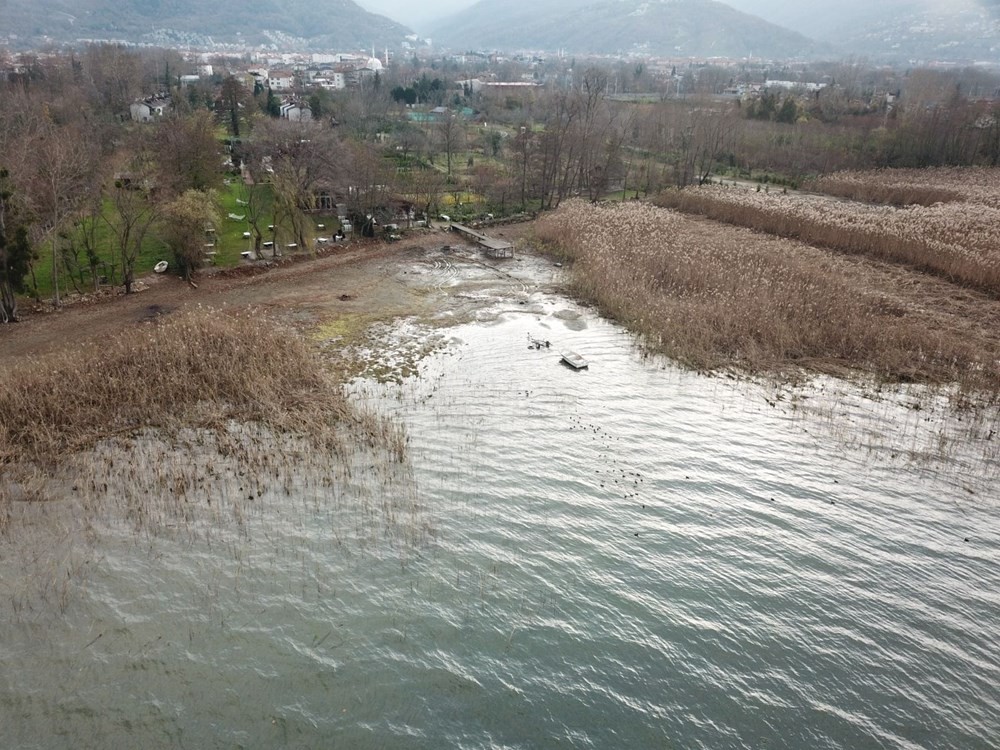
[
  {"x1": 0, "y1": 307, "x2": 354, "y2": 465},
  {"x1": 655, "y1": 185, "x2": 1000, "y2": 295},
  {"x1": 805, "y1": 167, "x2": 1000, "y2": 208},
  {"x1": 0, "y1": 307, "x2": 409, "y2": 523},
  {"x1": 535, "y1": 199, "x2": 1000, "y2": 394}
]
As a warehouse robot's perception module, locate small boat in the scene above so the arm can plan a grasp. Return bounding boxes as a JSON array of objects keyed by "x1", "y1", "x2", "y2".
[
  {"x1": 153, "y1": 260, "x2": 168, "y2": 273},
  {"x1": 560, "y1": 350, "x2": 588, "y2": 369}
]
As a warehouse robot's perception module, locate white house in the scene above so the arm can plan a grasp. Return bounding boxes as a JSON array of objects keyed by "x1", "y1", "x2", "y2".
[
  {"x1": 765, "y1": 80, "x2": 827, "y2": 93},
  {"x1": 280, "y1": 102, "x2": 312, "y2": 122},
  {"x1": 268, "y1": 70, "x2": 295, "y2": 90},
  {"x1": 314, "y1": 73, "x2": 346, "y2": 90},
  {"x1": 130, "y1": 96, "x2": 171, "y2": 122},
  {"x1": 457, "y1": 78, "x2": 486, "y2": 94}
]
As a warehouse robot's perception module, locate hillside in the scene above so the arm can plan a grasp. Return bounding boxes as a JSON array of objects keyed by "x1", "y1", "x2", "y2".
[
  {"x1": 723, "y1": 0, "x2": 1000, "y2": 63},
  {"x1": 429, "y1": 0, "x2": 825, "y2": 59},
  {"x1": 0, "y1": 0, "x2": 412, "y2": 50}
]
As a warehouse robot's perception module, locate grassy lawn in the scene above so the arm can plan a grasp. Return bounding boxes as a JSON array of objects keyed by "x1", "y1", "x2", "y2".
[
  {"x1": 212, "y1": 180, "x2": 261, "y2": 267},
  {"x1": 28, "y1": 203, "x2": 170, "y2": 300},
  {"x1": 25, "y1": 180, "x2": 340, "y2": 299}
]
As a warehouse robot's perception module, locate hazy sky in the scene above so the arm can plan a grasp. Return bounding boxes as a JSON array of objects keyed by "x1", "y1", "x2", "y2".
[{"x1": 357, "y1": 0, "x2": 476, "y2": 29}]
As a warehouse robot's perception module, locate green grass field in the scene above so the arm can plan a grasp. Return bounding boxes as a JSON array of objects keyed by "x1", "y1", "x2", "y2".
[{"x1": 27, "y1": 181, "x2": 334, "y2": 300}]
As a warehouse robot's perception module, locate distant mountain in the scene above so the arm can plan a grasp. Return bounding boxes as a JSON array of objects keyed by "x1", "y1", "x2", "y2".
[
  {"x1": 0, "y1": 0, "x2": 412, "y2": 50},
  {"x1": 831, "y1": 0, "x2": 999, "y2": 63},
  {"x1": 723, "y1": 0, "x2": 1000, "y2": 63},
  {"x1": 429, "y1": 0, "x2": 826, "y2": 59}
]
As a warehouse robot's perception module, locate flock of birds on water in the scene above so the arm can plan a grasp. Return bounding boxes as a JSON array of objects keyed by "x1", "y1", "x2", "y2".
[{"x1": 564, "y1": 413, "x2": 648, "y2": 537}]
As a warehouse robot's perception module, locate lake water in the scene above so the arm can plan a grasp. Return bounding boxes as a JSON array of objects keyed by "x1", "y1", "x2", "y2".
[{"x1": 2, "y1": 286, "x2": 999, "y2": 748}]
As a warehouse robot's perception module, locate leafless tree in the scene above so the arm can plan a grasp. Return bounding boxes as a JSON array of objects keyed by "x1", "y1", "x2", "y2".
[
  {"x1": 511, "y1": 124, "x2": 534, "y2": 211},
  {"x1": 435, "y1": 110, "x2": 465, "y2": 178},
  {"x1": 80, "y1": 43, "x2": 143, "y2": 117},
  {"x1": 153, "y1": 110, "x2": 224, "y2": 197},
  {"x1": 249, "y1": 119, "x2": 350, "y2": 248},
  {"x1": 345, "y1": 141, "x2": 396, "y2": 231},
  {"x1": 394, "y1": 122, "x2": 427, "y2": 162},
  {"x1": 406, "y1": 165, "x2": 447, "y2": 222},
  {"x1": 105, "y1": 141, "x2": 161, "y2": 294},
  {"x1": 30, "y1": 122, "x2": 98, "y2": 306},
  {"x1": 237, "y1": 176, "x2": 272, "y2": 257}
]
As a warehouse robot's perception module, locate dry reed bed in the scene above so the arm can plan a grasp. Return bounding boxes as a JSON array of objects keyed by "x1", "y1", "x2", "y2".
[
  {"x1": 0, "y1": 308, "x2": 409, "y2": 535},
  {"x1": 804, "y1": 167, "x2": 1000, "y2": 208},
  {"x1": 655, "y1": 186, "x2": 1000, "y2": 295},
  {"x1": 535, "y1": 199, "x2": 1000, "y2": 394}
]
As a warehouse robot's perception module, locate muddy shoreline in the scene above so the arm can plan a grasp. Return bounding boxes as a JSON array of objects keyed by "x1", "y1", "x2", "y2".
[{"x1": 0, "y1": 223, "x2": 544, "y2": 361}]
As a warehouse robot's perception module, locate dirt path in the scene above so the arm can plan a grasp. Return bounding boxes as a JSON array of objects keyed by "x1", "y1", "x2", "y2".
[
  {"x1": 0, "y1": 236, "x2": 435, "y2": 360},
  {"x1": 0, "y1": 222, "x2": 542, "y2": 361}
]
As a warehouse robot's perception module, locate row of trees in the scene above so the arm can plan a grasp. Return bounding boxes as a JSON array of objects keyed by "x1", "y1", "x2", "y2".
[
  {"x1": 0, "y1": 50, "x2": 236, "y2": 320},
  {"x1": 0, "y1": 40, "x2": 379, "y2": 321}
]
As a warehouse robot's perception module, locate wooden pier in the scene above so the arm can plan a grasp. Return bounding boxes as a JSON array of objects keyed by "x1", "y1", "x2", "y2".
[{"x1": 450, "y1": 222, "x2": 514, "y2": 258}]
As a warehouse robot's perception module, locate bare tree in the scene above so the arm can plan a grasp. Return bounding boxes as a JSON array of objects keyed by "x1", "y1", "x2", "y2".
[
  {"x1": 345, "y1": 141, "x2": 396, "y2": 232},
  {"x1": 30, "y1": 122, "x2": 97, "y2": 306},
  {"x1": 105, "y1": 140, "x2": 161, "y2": 294},
  {"x1": 80, "y1": 43, "x2": 142, "y2": 118},
  {"x1": 238, "y1": 176, "x2": 272, "y2": 257},
  {"x1": 662, "y1": 100, "x2": 735, "y2": 187},
  {"x1": 435, "y1": 110, "x2": 465, "y2": 178},
  {"x1": 472, "y1": 163, "x2": 514, "y2": 216},
  {"x1": 153, "y1": 110, "x2": 224, "y2": 197},
  {"x1": 537, "y1": 92, "x2": 579, "y2": 209},
  {"x1": 393, "y1": 122, "x2": 426, "y2": 162},
  {"x1": 407, "y1": 165, "x2": 447, "y2": 222},
  {"x1": 74, "y1": 196, "x2": 110, "y2": 293},
  {"x1": 250, "y1": 119, "x2": 349, "y2": 249},
  {"x1": 511, "y1": 124, "x2": 534, "y2": 211}
]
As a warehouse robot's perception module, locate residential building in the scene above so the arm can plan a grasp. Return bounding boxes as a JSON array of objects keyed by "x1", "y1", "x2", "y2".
[{"x1": 130, "y1": 96, "x2": 171, "y2": 122}]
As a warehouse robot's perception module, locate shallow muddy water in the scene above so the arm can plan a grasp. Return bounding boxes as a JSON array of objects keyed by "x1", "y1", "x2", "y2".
[{"x1": 2, "y1": 251, "x2": 999, "y2": 749}]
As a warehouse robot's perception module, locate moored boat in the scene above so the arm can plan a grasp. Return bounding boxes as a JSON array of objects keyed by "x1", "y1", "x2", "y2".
[{"x1": 561, "y1": 350, "x2": 588, "y2": 369}]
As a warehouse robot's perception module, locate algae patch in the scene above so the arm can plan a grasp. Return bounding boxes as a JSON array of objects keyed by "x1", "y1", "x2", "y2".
[{"x1": 317, "y1": 316, "x2": 453, "y2": 384}]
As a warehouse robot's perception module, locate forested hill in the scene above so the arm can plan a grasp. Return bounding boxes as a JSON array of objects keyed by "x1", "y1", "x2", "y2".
[
  {"x1": 0, "y1": 0, "x2": 412, "y2": 50},
  {"x1": 430, "y1": 0, "x2": 825, "y2": 59},
  {"x1": 723, "y1": 0, "x2": 1000, "y2": 63}
]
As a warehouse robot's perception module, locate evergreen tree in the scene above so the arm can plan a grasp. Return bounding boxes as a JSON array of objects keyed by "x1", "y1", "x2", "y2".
[
  {"x1": 776, "y1": 96, "x2": 799, "y2": 124},
  {"x1": 308, "y1": 92, "x2": 323, "y2": 119},
  {"x1": 0, "y1": 169, "x2": 34, "y2": 323},
  {"x1": 266, "y1": 87, "x2": 280, "y2": 118}
]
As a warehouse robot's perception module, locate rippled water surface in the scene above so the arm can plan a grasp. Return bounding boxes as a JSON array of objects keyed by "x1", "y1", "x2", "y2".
[{"x1": 2, "y1": 291, "x2": 999, "y2": 749}]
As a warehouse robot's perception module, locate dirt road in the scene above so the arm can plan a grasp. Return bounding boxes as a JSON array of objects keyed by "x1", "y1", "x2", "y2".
[{"x1": 0, "y1": 223, "x2": 542, "y2": 361}]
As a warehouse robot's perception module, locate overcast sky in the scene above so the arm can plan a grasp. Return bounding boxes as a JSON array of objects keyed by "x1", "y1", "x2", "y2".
[{"x1": 357, "y1": 0, "x2": 476, "y2": 29}]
